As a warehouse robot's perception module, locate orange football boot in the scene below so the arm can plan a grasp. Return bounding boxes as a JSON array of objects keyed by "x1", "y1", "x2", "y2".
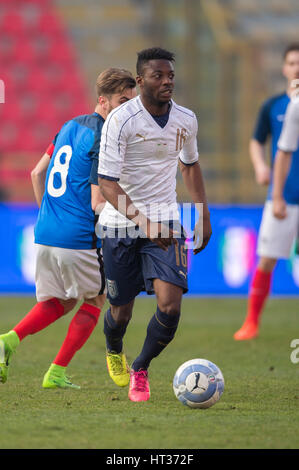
[{"x1": 233, "y1": 322, "x2": 259, "y2": 341}]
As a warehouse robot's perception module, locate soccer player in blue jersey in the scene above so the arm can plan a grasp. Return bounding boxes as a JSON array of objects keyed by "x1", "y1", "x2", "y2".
[
  {"x1": 234, "y1": 44, "x2": 299, "y2": 340},
  {"x1": 98, "y1": 47, "x2": 212, "y2": 401},
  {"x1": 0, "y1": 68, "x2": 137, "y2": 388}
]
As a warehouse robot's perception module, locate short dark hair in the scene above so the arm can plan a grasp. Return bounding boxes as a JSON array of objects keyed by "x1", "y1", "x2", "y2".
[
  {"x1": 136, "y1": 47, "x2": 175, "y2": 75},
  {"x1": 95, "y1": 68, "x2": 136, "y2": 99},
  {"x1": 283, "y1": 43, "x2": 299, "y2": 60}
]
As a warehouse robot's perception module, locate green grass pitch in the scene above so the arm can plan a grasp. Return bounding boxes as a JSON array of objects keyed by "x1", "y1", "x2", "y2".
[{"x1": 0, "y1": 296, "x2": 298, "y2": 449}]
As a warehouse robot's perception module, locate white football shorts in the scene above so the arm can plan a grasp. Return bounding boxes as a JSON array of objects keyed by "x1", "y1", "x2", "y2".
[
  {"x1": 35, "y1": 244, "x2": 105, "y2": 302},
  {"x1": 257, "y1": 201, "x2": 299, "y2": 259}
]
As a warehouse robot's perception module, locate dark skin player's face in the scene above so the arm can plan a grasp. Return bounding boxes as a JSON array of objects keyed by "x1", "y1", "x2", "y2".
[{"x1": 136, "y1": 59, "x2": 175, "y2": 114}]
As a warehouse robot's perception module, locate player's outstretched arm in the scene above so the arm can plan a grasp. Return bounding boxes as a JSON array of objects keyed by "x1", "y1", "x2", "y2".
[
  {"x1": 179, "y1": 160, "x2": 212, "y2": 254},
  {"x1": 249, "y1": 138, "x2": 271, "y2": 186},
  {"x1": 31, "y1": 152, "x2": 51, "y2": 207},
  {"x1": 272, "y1": 149, "x2": 291, "y2": 219}
]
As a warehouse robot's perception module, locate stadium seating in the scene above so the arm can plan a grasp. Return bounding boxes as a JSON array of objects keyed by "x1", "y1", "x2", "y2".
[{"x1": 0, "y1": 0, "x2": 90, "y2": 201}]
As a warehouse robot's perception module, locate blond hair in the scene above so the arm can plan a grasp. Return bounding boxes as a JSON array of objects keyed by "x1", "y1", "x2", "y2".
[{"x1": 95, "y1": 68, "x2": 136, "y2": 99}]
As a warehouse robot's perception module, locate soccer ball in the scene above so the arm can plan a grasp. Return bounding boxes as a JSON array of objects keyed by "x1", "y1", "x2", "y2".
[{"x1": 173, "y1": 358, "x2": 224, "y2": 409}]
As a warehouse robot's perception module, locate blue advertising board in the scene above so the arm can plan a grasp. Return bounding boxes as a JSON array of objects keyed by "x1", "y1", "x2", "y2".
[{"x1": 0, "y1": 203, "x2": 298, "y2": 296}]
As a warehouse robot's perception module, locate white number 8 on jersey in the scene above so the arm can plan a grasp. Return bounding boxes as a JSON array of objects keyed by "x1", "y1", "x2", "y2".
[{"x1": 47, "y1": 145, "x2": 72, "y2": 197}]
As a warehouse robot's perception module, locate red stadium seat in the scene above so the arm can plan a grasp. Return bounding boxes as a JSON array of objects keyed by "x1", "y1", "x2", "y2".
[
  {"x1": 0, "y1": 101, "x2": 22, "y2": 121},
  {"x1": 34, "y1": 98, "x2": 61, "y2": 123},
  {"x1": 6, "y1": 64, "x2": 31, "y2": 92},
  {"x1": 47, "y1": 39, "x2": 76, "y2": 64},
  {"x1": 37, "y1": 11, "x2": 65, "y2": 36},
  {"x1": 18, "y1": 2, "x2": 43, "y2": 33},
  {"x1": 31, "y1": 120, "x2": 56, "y2": 147},
  {"x1": 13, "y1": 39, "x2": 36, "y2": 64},
  {"x1": 0, "y1": 121, "x2": 19, "y2": 152},
  {"x1": 38, "y1": 64, "x2": 86, "y2": 94},
  {"x1": 1, "y1": 10, "x2": 26, "y2": 35},
  {"x1": 29, "y1": 34, "x2": 54, "y2": 63},
  {"x1": 0, "y1": 35, "x2": 18, "y2": 64},
  {"x1": 27, "y1": 68, "x2": 55, "y2": 94},
  {"x1": 12, "y1": 123, "x2": 51, "y2": 153},
  {"x1": 17, "y1": 126, "x2": 38, "y2": 152},
  {"x1": 18, "y1": 91, "x2": 47, "y2": 121}
]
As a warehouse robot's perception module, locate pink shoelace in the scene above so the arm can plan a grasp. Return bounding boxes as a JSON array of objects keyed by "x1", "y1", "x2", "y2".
[{"x1": 132, "y1": 370, "x2": 148, "y2": 391}]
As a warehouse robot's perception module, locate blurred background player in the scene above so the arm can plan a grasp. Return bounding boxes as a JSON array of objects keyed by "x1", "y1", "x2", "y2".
[
  {"x1": 98, "y1": 47, "x2": 212, "y2": 402},
  {"x1": 234, "y1": 43, "x2": 299, "y2": 341},
  {"x1": 0, "y1": 69, "x2": 137, "y2": 389}
]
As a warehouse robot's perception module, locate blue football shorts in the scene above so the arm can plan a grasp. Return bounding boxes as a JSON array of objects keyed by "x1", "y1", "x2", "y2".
[{"x1": 101, "y1": 221, "x2": 188, "y2": 305}]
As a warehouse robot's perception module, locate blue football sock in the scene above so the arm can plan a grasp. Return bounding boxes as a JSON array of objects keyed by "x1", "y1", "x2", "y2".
[
  {"x1": 132, "y1": 307, "x2": 180, "y2": 371},
  {"x1": 103, "y1": 308, "x2": 129, "y2": 354}
]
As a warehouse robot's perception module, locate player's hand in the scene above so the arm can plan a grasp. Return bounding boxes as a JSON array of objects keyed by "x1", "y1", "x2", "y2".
[
  {"x1": 273, "y1": 198, "x2": 287, "y2": 219},
  {"x1": 193, "y1": 214, "x2": 212, "y2": 255},
  {"x1": 147, "y1": 221, "x2": 178, "y2": 251},
  {"x1": 255, "y1": 164, "x2": 271, "y2": 186}
]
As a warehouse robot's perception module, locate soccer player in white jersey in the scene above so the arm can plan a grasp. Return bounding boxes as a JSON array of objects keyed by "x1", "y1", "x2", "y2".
[
  {"x1": 98, "y1": 47, "x2": 212, "y2": 402},
  {"x1": 273, "y1": 94, "x2": 299, "y2": 223},
  {"x1": 0, "y1": 69, "x2": 137, "y2": 389}
]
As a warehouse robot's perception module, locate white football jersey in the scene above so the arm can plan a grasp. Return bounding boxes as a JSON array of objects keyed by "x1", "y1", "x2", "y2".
[
  {"x1": 278, "y1": 95, "x2": 299, "y2": 152},
  {"x1": 98, "y1": 95, "x2": 199, "y2": 227}
]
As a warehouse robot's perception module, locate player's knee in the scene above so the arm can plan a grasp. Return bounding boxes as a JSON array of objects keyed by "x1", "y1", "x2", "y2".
[
  {"x1": 85, "y1": 294, "x2": 106, "y2": 310},
  {"x1": 58, "y1": 298, "x2": 77, "y2": 314},
  {"x1": 258, "y1": 257, "x2": 277, "y2": 272},
  {"x1": 158, "y1": 303, "x2": 181, "y2": 317},
  {"x1": 111, "y1": 304, "x2": 133, "y2": 325}
]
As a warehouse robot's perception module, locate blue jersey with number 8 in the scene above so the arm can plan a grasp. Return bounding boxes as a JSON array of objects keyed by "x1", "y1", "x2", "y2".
[{"x1": 34, "y1": 113, "x2": 105, "y2": 249}]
